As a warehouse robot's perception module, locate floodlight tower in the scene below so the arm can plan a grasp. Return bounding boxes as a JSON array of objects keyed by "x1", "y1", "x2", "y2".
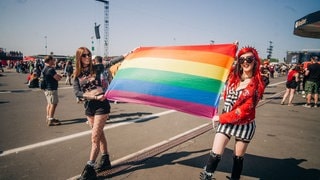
[
  {"x1": 96, "y1": 0, "x2": 109, "y2": 57},
  {"x1": 267, "y1": 41, "x2": 273, "y2": 59}
]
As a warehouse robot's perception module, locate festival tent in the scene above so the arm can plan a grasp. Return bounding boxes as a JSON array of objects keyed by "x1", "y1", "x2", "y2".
[{"x1": 293, "y1": 10, "x2": 320, "y2": 39}]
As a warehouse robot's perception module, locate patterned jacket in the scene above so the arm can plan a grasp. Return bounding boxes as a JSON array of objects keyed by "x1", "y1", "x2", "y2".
[{"x1": 219, "y1": 78, "x2": 261, "y2": 125}]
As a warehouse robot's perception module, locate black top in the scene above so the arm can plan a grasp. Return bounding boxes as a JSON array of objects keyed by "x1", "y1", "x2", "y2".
[
  {"x1": 306, "y1": 63, "x2": 320, "y2": 82},
  {"x1": 73, "y1": 55, "x2": 125, "y2": 98},
  {"x1": 65, "y1": 64, "x2": 73, "y2": 75},
  {"x1": 43, "y1": 66, "x2": 58, "y2": 90},
  {"x1": 73, "y1": 69, "x2": 99, "y2": 98}
]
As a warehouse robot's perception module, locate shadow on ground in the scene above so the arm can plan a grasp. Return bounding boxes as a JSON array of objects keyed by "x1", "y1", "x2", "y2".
[{"x1": 101, "y1": 148, "x2": 320, "y2": 180}]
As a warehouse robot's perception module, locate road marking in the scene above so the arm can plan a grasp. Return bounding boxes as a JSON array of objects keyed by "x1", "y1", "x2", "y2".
[
  {"x1": 267, "y1": 80, "x2": 286, "y2": 86},
  {"x1": 0, "y1": 110, "x2": 176, "y2": 157},
  {"x1": 67, "y1": 122, "x2": 212, "y2": 180}
]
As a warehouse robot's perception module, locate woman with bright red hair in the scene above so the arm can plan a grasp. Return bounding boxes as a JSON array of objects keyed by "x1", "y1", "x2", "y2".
[{"x1": 200, "y1": 47, "x2": 266, "y2": 180}]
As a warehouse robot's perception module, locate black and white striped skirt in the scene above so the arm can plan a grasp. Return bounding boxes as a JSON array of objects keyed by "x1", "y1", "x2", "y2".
[{"x1": 216, "y1": 121, "x2": 256, "y2": 142}]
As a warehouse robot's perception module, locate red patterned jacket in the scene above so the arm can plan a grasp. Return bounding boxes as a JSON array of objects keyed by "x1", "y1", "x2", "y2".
[{"x1": 219, "y1": 78, "x2": 261, "y2": 125}]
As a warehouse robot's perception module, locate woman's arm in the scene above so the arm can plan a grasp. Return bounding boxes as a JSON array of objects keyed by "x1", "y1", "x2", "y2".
[
  {"x1": 106, "y1": 49, "x2": 136, "y2": 68},
  {"x1": 219, "y1": 97, "x2": 255, "y2": 124},
  {"x1": 73, "y1": 77, "x2": 84, "y2": 98},
  {"x1": 107, "y1": 56, "x2": 125, "y2": 68}
]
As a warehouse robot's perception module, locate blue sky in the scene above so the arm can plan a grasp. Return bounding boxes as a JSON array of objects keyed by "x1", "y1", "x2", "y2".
[{"x1": 0, "y1": 0, "x2": 319, "y2": 60}]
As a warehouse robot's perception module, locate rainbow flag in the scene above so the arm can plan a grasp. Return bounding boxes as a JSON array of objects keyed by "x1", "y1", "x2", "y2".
[{"x1": 105, "y1": 44, "x2": 237, "y2": 118}]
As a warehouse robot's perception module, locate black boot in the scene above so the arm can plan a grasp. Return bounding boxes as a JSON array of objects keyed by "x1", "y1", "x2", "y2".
[
  {"x1": 200, "y1": 151, "x2": 221, "y2": 180},
  {"x1": 231, "y1": 156, "x2": 244, "y2": 180},
  {"x1": 78, "y1": 164, "x2": 97, "y2": 180},
  {"x1": 95, "y1": 154, "x2": 111, "y2": 173}
]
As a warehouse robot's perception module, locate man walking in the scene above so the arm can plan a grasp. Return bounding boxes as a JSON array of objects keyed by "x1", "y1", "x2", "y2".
[
  {"x1": 42, "y1": 55, "x2": 62, "y2": 126},
  {"x1": 303, "y1": 56, "x2": 320, "y2": 108}
]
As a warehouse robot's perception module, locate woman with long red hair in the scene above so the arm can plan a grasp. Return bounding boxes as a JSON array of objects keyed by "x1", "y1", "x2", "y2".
[
  {"x1": 73, "y1": 47, "x2": 132, "y2": 179},
  {"x1": 200, "y1": 47, "x2": 266, "y2": 180}
]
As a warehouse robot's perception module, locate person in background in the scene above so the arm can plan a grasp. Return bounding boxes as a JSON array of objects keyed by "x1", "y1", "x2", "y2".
[
  {"x1": 303, "y1": 56, "x2": 320, "y2": 108},
  {"x1": 65, "y1": 60, "x2": 73, "y2": 85},
  {"x1": 200, "y1": 47, "x2": 266, "y2": 180},
  {"x1": 281, "y1": 65, "x2": 300, "y2": 106},
  {"x1": 73, "y1": 47, "x2": 133, "y2": 180},
  {"x1": 260, "y1": 61, "x2": 270, "y2": 86},
  {"x1": 94, "y1": 56, "x2": 113, "y2": 91},
  {"x1": 269, "y1": 64, "x2": 275, "y2": 78},
  {"x1": 28, "y1": 69, "x2": 40, "y2": 88},
  {"x1": 296, "y1": 63, "x2": 305, "y2": 94},
  {"x1": 0, "y1": 61, "x2": 3, "y2": 72},
  {"x1": 43, "y1": 55, "x2": 62, "y2": 126}
]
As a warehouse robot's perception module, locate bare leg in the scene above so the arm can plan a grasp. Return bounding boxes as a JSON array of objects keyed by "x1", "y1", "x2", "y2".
[
  {"x1": 212, "y1": 133, "x2": 230, "y2": 154},
  {"x1": 288, "y1": 89, "x2": 296, "y2": 105},
  {"x1": 48, "y1": 104, "x2": 57, "y2": 118},
  {"x1": 281, "y1": 88, "x2": 289, "y2": 104},
  {"x1": 233, "y1": 140, "x2": 249, "y2": 157},
  {"x1": 306, "y1": 94, "x2": 312, "y2": 104},
  {"x1": 46, "y1": 104, "x2": 50, "y2": 118},
  {"x1": 314, "y1": 94, "x2": 318, "y2": 105}
]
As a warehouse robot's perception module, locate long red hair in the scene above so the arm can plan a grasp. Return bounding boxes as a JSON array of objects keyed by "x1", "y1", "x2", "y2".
[
  {"x1": 227, "y1": 47, "x2": 265, "y2": 99},
  {"x1": 73, "y1": 47, "x2": 94, "y2": 78}
]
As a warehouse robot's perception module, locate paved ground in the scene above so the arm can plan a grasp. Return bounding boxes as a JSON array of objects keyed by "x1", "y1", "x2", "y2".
[{"x1": 0, "y1": 69, "x2": 319, "y2": 180}]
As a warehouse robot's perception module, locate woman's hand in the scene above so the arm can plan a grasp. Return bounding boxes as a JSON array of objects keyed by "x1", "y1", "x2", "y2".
[
  {"x1": 96, "y1": 94, "x2": 106, "y2": 101},
  {"x1": 123, "y1": 47, "x2": 141, "y2": 57},
  {"x1": 212, "y1": 115, "x2": 220, "y2": 129}
]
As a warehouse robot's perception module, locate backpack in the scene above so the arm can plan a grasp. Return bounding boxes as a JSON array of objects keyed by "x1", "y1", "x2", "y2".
[
  {"x1": 39, "y1": 67, "x2": 48, "y2": 90},
  {"x1": 66, "y1": 64, "x2": 73, "y2": 76}
]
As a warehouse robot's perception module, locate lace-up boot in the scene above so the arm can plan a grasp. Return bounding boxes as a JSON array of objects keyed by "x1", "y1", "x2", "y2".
[
  {"x1": 95, "y1": 154, "x2": 111, "y2": 173},
  {"x1": 78, "y1": 164, "x2": 97, "y2": 180}
]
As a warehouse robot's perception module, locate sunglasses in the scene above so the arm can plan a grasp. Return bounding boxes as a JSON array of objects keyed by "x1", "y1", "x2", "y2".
[
  {"x1": 81, "y1": 53, "x2": 91, "y2": 58},
  {"x1": 238, "y1": 56, "x2": 255, "y2": 64}
]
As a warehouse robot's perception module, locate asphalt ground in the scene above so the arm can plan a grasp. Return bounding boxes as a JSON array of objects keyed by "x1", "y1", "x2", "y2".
[{"x1": 0, "y1": 69, "x2": 319, "y2": 180}]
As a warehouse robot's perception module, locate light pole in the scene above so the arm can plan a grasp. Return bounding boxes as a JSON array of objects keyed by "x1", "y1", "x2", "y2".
[
  {"x1": 45, "y1": 36, "x2": 47, "y2": 55},
  {"x1": 91, "y1": 36, "x2": 94, "y2": 54},
  {"x1": 267, "y1": 41, "x2": 273, "y2": 59}
]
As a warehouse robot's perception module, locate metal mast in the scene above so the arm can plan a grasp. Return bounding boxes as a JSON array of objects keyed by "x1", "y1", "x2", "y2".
[
  {"x1": 96, "y1": 0, "x2": 109, "y2": 57},
  {"x1": 267, "y1": 41, "x2": 273, "y2": 59}
]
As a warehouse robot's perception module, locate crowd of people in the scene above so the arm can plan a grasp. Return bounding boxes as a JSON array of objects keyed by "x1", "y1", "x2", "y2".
[
  {"x1": 255, "y1": 56, "x2": 320, "y2": 108},
  {"x1": 278, "y1": 56, "x2": 320, "y2": 108}
]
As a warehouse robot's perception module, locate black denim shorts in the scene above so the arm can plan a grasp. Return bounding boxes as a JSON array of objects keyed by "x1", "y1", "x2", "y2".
[
  {"x1": 286, "y1": 80, "x2": 298, "y2": 89},
  {"x1": 84, "y1": 100, "x2": 110, "y2": 116}
]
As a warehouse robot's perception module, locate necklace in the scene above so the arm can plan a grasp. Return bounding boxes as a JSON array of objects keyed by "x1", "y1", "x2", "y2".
[{"x1": 241, "y1": 75, "x2": 252, "y2": 82}]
